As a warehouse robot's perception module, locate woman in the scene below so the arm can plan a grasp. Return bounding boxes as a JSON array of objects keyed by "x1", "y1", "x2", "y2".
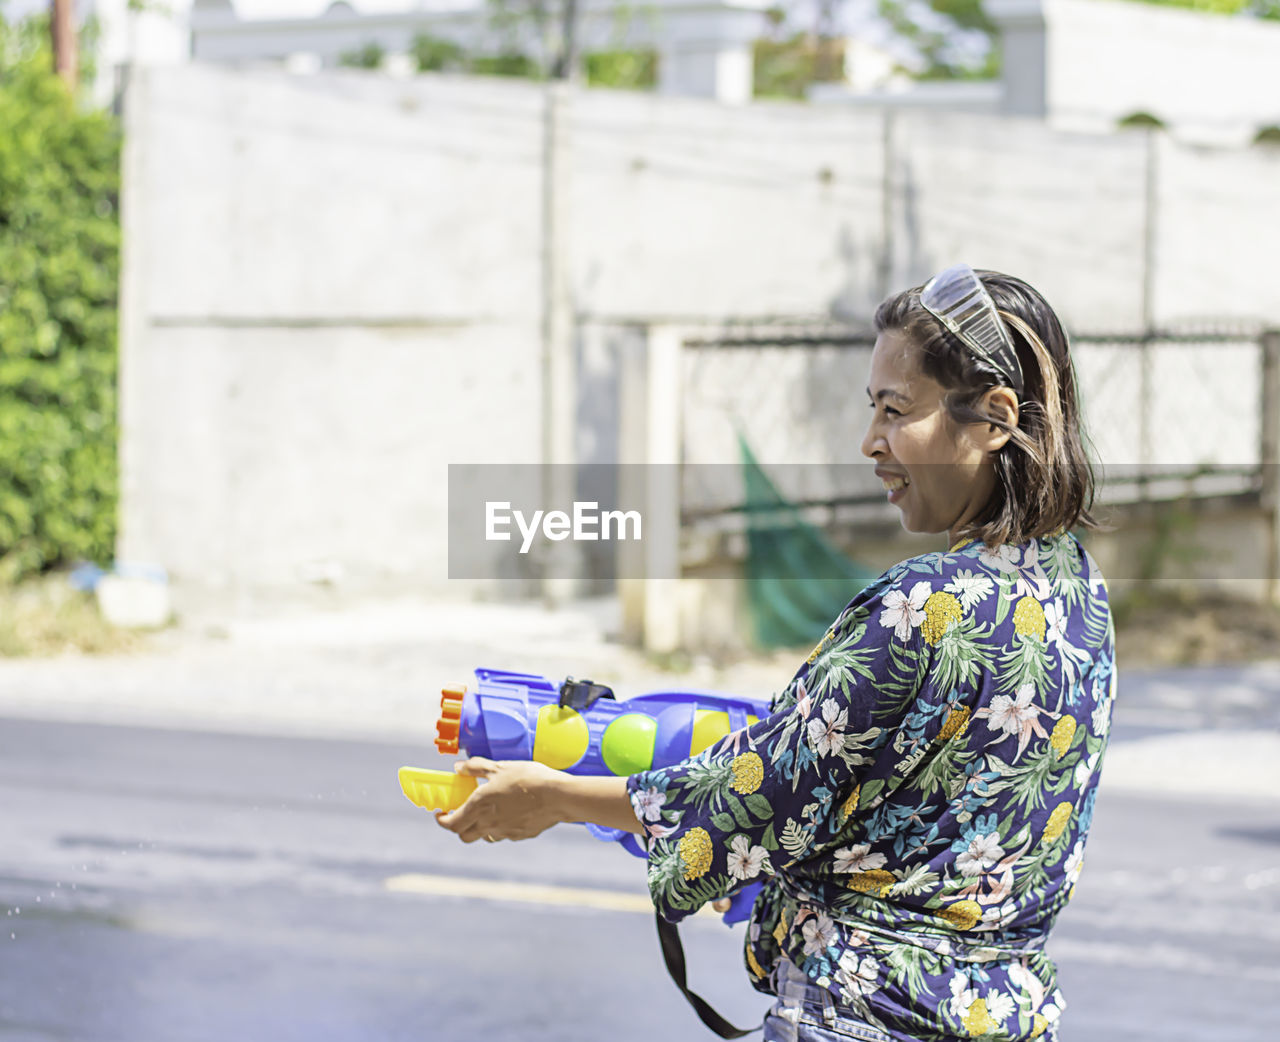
[{"x1": 437, "y1": 265, "x2": 1115, "y2": 1042}]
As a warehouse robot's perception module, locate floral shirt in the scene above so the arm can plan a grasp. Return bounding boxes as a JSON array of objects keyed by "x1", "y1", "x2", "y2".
[{"x1": 627, "y1": 533, "x2": 1116, "y2": 1042}]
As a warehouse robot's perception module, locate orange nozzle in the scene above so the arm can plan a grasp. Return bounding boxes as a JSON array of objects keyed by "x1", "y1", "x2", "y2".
[{"x1": 435, "y1": 685, "x2": 466, "y2": 755}]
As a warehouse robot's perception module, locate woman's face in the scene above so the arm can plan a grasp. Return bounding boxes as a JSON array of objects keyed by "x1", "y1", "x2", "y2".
[{"x1": 860, "y1": 329, "x2": 1013, "y2": 545}]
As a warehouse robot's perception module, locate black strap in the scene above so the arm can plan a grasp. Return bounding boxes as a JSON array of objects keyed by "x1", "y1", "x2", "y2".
[
  {"x1": 655, "y1": 913, "x2": 761, "y2": 1038},
  {"x1": 558, "y1": 676, "x2": 615, "y2": 712}
]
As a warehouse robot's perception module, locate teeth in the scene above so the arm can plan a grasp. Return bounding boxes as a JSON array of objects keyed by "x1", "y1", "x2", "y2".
[{"x1": 882, "y1": 476, "x2": 909, "y2": 492}]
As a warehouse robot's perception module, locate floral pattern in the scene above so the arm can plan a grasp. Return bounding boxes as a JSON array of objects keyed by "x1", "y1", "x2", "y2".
[{"x1": 628, "y1": 533, "x2": 1115, "y2": 1042}]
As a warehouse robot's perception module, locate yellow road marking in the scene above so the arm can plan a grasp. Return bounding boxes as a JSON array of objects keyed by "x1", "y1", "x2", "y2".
[{"x1": 383, "y1": 872, "x2": 719, "y2": 918}]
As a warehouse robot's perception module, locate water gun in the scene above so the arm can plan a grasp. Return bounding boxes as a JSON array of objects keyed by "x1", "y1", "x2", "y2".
[{"x1": 399, "y1": 667, "x2": 771, "y2": 925}]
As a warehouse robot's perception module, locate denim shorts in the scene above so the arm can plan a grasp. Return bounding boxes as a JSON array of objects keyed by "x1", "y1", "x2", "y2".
[{"x1": 762, "y1": 959, "x2": 899, "y2": 1042}]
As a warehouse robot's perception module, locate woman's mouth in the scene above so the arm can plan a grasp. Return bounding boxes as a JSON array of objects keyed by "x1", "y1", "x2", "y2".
[{"x1": 882, "y1": 474, "x2": 910, "y2": 503}]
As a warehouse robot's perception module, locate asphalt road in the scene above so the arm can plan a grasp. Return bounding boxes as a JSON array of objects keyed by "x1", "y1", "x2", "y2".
[{"x1": 1, "y1": 713, "x2": 1278, "y2": 1042}]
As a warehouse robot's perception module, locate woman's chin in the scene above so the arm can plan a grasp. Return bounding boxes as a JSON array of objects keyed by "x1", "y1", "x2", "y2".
[{"x1": 897, "y1": 512, "x2": 950, "y2": 538}]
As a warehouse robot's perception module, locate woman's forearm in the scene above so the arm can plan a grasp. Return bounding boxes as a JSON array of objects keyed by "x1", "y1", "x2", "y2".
[{"x1": 553, "y1": 773, "x2": 646, "y2": 835}]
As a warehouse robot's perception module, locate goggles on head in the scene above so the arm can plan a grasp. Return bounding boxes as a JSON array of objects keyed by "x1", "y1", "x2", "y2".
[{"x1": 920, "y1": 263, "x2": 1025, "y2": 396}]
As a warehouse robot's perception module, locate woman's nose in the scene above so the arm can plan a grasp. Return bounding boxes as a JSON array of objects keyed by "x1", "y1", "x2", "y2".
[{"x1": 860, "y1": 419, "x2": 883, "y2": 460}]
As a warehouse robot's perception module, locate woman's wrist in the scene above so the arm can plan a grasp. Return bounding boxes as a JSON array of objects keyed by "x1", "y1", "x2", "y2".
[{"x1": 544, "y1": 769, "x2": 582, "y2": 825}]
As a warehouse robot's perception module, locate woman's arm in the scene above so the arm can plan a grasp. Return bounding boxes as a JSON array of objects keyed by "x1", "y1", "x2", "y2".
[{"x1": 434, "y1": 757, "x2": 645, "y2": 843}]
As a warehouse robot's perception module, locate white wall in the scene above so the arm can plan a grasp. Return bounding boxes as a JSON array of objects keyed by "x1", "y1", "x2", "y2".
[
  {"x1": 119, "y1": 63, "x2": 1280, "y2": 612},
  {"x1": 885, "y1": 109, "x2": 1149, "y2": 330},
  {"x1": 568, "y1": 90, "x2": 886, "y2": 321},
  {"x1": 119, "y1": 66, "x2": 546, "y2": 611},
  {"x1": 1153, "y1": 137, "x2": 1280, "y2": 324}
]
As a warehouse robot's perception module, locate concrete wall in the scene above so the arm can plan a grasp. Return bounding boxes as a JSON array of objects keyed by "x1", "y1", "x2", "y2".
[
  {"x1": 119, "y1": 64, "x2": 1280, "y2": 616},
  {"x1": 119, "y1": 66, "x2": 546, "y2": 614},
  {"x1": 1153, "y1": 138, "x2": 1280, "y2": 324},
  {"x1": 886, "y1": 110, "x2": 1149, "y2": 329},
  {"x1": 568, "y1": 91, "x2": 886, "y2": 321}
]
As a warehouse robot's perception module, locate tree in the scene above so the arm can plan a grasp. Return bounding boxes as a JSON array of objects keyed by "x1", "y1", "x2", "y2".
[
  {"x1": 754, "y1": 1, "x2": 857, "y2": 99},
  {"x1": 876, "y1": 0, "x2": 998, "y2": 80},
  {"x1": 878, "y1": 0, "x2": 1279, "y2": 82},
  {"x1": 410, "y1": 33, "x2": 468, "y2": 73},
  {"x1": 0, "y1": 12, "x2": 121, "y2": 578},
  {"x1": 484, "y1": 0, "x2": 580, "y2": 80},
  {"x1": 813, "y1": 0, "x2": 847, "y2": 82}
]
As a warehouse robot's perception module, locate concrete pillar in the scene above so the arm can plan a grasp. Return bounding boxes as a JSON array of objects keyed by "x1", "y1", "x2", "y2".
[
  {"x1": 542, "y1": 82, "x2": 578, "y2": 605},
  {"x1": 987, "y1": 0, "x2": 1049, "y2": 118},
  {"x1": 652, "y1": 0, "x2": 768, "y2": 104},
  {"x1": 617, "y1": 325, "x2": 684, "y2": 652},
  {"x1": 657, "y1": 43, "x2": 753, "y2": 105}
]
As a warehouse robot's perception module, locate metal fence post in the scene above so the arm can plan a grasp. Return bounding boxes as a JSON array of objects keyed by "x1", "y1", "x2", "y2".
[{"x1": 1261, "y1": 330, "x2": 1280, "y2": 606}]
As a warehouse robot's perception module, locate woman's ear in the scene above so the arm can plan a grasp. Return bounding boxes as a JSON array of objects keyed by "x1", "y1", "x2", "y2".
[{"x1": 976, "y1": 387, "x2": 1019, "y2": 453}]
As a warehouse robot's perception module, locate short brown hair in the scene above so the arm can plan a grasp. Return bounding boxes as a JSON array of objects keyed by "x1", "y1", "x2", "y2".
[{"x1": 874, "y1": 269, "x2": 1098, "y2": 548}]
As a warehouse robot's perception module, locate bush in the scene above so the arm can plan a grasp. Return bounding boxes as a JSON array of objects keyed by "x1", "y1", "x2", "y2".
[
  {"x1": 339, "y1": 41, "x2": 385, "y2": 70},
  {"x1": 1253, "y1": 124, "x2": 1280, "y2": 147},
  {"x1": 0, "y1": 16, "x2": 121, "y2": 581},
  {"x1": 1117, "y1": 110, "x2": 1166, "y2": 130},
  {"x1": 584, "y1": 49, "x2": 657, "y2": 90},
  {"x1": 411, "y1": 33, "x2": 467, "y2": 73},
  {"x1": 469, "y1": 52, "x2": 540, "y2": 79},
  {"x1": 753, "y1": 34, "x2": 848, "y2": 100},
  {"x1": 0, "y1": 575, "x2": 141, "y2": 656}
]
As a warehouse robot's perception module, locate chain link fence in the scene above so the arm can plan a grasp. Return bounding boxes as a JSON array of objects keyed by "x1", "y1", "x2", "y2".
[{"x1": 678, "y1": 324, "x2": 1276, "y2": 533}]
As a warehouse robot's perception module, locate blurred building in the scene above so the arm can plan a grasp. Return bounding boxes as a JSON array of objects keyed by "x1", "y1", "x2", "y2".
[
  {"x1": 996, "y1": 0, "x2": 1280, "y2": 145},
  {"x1": 84, "y1": 0, "x2": 1280, "y2": 146},
  {"x1": 84, "y1": 0, "x2": 774, "y2": 107},
  {"x1": 811, "y1": 0, "x2": 1280, "y2": 148}
]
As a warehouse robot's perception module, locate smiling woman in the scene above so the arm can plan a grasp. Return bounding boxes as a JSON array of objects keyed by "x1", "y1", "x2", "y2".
[
  {"x1": 862, "y1": 331, "x2": 1011, "y2": 547},
  {"x1": 868, "y1": 267, "x2": 1098, "y2": 550},
  {"x1": 436, "y1": 265, "x2": 1115, "y2": 1042}
]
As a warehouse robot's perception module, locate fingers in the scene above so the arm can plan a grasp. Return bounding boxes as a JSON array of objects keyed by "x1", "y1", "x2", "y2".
[
  {"x1": 436, "y1": 810, "x2": 497, "y2": 843},
  {"x1": 454, "y1": 756, "x2": 498, "y2": 778},
  {"x1": 434, "y1": 798, "x2": 480, "y2": 834},
  {"x1": 711, "y1": 897, "x2": 732, "y2": 913},
  {"x1": 435, "y1": 760, "x2": 496, "y2": 835},
  {"x1": 435, "y1": 792, "x2": 508, "y2": 843},
  {"x1": 433, "y1": 760, "x2": 550, "y2": 845}
]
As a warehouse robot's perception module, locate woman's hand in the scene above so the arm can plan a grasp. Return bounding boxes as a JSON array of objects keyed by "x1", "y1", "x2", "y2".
[{"x1": 434, "y1": 757, "x2": 569, "y2": 843}]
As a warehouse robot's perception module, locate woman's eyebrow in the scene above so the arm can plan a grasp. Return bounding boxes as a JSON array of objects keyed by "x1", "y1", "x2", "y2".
[{"x1": 866, "y1": 387, "x2": 910, "y2": 404}]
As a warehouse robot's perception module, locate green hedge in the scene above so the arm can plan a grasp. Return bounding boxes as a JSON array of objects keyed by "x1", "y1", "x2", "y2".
[{"x1": 0, "y1": 17, "x2": 120, "y2": 580}]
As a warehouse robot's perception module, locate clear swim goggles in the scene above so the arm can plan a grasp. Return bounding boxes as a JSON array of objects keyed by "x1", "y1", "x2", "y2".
[{"x1": 920, "y1": 263, "x2": 1025, "y2": 395}]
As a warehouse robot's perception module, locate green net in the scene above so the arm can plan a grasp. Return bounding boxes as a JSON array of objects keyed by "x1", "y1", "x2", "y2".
[{"x1": 740, "y1": 434, "x2": 880, "y2": 649}]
